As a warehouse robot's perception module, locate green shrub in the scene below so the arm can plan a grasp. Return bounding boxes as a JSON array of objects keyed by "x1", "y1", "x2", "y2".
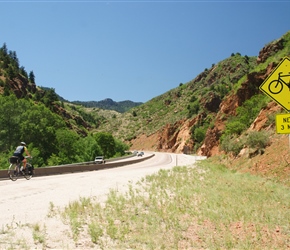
[
  {"x1": 245, "y1": 131, "x2": 270, "y2": 149},
  {"x1": 190, "y1": 95, "x2": 197, "y2": 102},
  {"x1": 187, "y1": 100, "x2": 200, "y2": 118},
  {"x1": 221, "y1": 131, "x2": 270, "y2": 156},
  {"x1": 224, "y1": 120, "x2": 247, "y2": 136},
  {"x1": 220, "y1": 134, "x2": 244, "y2": 156},
  {"x1": 222, "y1": 94, "x2": 268, "y2": 139},
  {"x1": 193, "y1": 127, "x2": 207, "y2": 143},
  {"x1": 236, "y1": 94, "x2": 268, "y2": 125}
]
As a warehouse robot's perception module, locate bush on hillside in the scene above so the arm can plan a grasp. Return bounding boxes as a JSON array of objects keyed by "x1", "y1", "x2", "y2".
[
  {"x1": 245, "y1": 130, "x2": 270, "y2": 150},
  {"x1": 220, "y1": 135, "x2": 244, "y2": 156},
  {"x1": 221, "y1": 131, "x2": 270, "y2": 156}
]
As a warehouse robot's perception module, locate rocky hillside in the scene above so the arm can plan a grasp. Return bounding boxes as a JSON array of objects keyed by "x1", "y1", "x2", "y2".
[
  {"x1": 0, "y1": 60, "x2": 92, "y2": 136},
  {"x1": 121, "y1": 32, "x2": 289, "y2": 185},
  {"x1": 124, "y1": 33, "x2": 289, "y2": 155}
]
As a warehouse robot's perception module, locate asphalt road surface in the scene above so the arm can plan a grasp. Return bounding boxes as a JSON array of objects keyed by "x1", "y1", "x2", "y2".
[{"x1": 0, "y1": 152, "x2": 205, "y2": 229}]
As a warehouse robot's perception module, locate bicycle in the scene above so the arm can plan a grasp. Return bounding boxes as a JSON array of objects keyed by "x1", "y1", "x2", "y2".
[
  {"x1": 268, "y1": 72, "x2": 290, "y2": 94},
  {"x1": 8, "y1": 156, "x2": 34, "y2": 181}
]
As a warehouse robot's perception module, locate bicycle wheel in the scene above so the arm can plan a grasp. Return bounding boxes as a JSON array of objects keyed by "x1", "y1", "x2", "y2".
[
  {"x1": 23, "y1": 164, "x2": 33, "y2": 180},
  {"x1": 268, "y1": 80, "x2": 283, "y2": 94},
  {"x1": 8, "y1": 163, "x2": 19, "y2": 181}
]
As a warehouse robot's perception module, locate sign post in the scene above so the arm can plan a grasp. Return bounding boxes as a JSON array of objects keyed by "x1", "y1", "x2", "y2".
[{"x1": 259, "y1": 57, "x2": 290, "y2": 150}]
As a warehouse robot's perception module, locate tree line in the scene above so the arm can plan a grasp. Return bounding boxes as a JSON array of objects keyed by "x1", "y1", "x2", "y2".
[{"x1": 0, "y1": 95, "x2": 129, "y2": 169}]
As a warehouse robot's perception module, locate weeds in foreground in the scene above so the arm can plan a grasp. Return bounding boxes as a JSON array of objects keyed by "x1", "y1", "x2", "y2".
[
  {"x1": 47, "y1": 201, "x2": 57, "y2": 218},
  {"x1": 32, "y1": 223, "x2": 46, "y2": 246},
  {"x1": 0, "y1": 220, "x2": 32, "y2": 250},
  {"x1": 59, "y1": 162, "x2": 290, "y2": 249}
]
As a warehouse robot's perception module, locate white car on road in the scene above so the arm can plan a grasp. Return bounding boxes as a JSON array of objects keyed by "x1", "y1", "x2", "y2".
[{"x1": 94, "y1": 156, "x2": 106, "y2": 164}]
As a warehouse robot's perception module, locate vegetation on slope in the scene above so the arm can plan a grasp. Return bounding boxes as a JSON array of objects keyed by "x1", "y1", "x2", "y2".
[
  {"x1": 0, "y1": 44, "x2": 129, "y2": 168},
  {"x1": 95, "y1": 53, "x2": 257, "y2": 140},
  {"x1": 72, "y1": 98, "x2": 142, "y2": 113},
  {"x1": 97, "y1": 31, "x2": 290, "y2": 149}
]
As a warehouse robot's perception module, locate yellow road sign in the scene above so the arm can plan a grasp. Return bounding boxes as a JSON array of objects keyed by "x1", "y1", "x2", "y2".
[
  {"x1": 259, "y1": 57, "x2": 290, "y2": 111},
  {"x1": 276, "y1": 113, "x2": 290, "y2": 134}
]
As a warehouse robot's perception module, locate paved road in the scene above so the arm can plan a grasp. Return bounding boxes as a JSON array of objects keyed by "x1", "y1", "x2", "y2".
[{"x1": 0, "y1": 152, "x2": 204, "y2": 229}]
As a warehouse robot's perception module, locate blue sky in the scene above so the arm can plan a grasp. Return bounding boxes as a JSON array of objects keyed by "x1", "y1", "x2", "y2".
[{"x1": 1, "y1": 1, "x2": 289, "y2": 103}]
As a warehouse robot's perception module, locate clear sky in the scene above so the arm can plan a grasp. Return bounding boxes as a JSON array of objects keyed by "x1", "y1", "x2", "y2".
[{"x1": 1, "y1": 0, "x2": 289, "y2": 103}]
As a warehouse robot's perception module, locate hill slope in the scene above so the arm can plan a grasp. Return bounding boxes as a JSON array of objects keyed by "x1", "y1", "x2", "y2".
[{"x1": 96, "y1": 31, "x2": 289, "y2": 152}]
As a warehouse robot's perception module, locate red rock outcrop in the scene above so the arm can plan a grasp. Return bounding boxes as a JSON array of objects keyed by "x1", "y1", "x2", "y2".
[{"x1": 131, "y1": 38, "x2": 286, "y2": 157}]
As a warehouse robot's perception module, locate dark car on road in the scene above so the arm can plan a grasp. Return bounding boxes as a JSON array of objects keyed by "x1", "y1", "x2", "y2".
[{"x1": 137, "y1": 152, "x2": 144, "y2": 157}]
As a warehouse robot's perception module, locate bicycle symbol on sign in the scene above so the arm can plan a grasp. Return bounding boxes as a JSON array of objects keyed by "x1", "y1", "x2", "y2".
[{"x1": 268, "y1": 72, "x2": 290, "y2": 94}]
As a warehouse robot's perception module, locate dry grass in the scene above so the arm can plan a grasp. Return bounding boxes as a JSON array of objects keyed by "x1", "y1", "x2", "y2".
[
  {"x1": 217, "y1": 133, "x2": 290, "y2": 187},
  {"x1": 56, "y1": 163, "x2": 290, "y2": 249}
]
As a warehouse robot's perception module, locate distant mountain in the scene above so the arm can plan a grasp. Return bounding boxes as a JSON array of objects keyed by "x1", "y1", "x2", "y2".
[
  {"x1": 72, "y1": 98, "x2": 143, "y2": 113},
  {"x1": 39, "y1": 87, "x2": 142, "y2": 113}
]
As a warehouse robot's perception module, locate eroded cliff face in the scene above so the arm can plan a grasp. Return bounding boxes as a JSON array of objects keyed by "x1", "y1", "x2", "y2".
[
  {"x1": 198, "y1": 62, "x2": 279, "y2": 157},
  {"x1": 0, "y1": 75, "x2": 37, "y2": 98},
  {"x1": 130, "y1": 38, "x2": 286, "y2": 157}
]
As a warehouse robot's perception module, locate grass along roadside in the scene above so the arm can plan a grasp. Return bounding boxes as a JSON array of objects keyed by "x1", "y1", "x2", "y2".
[
  {"x1": 57, "y1": 160, "x2": 289, "y2": 249},
  {"x1": 0, "y1": 160, "x2": 288, "y2": 249}
]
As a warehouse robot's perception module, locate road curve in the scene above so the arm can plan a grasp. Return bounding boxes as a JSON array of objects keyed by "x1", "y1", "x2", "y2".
[{"x1": 0, "y1": 152, "x2": 204, "y2": 229}]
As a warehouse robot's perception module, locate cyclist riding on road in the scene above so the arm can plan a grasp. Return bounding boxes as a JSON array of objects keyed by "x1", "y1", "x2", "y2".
[{"x1": 13, "y1": 142, "x2": 31, "y2": 171}]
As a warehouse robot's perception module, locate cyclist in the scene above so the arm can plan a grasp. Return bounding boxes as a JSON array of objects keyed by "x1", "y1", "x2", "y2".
[{"x1": 13, "y1": 142, "x2": 31, "y2": 172}]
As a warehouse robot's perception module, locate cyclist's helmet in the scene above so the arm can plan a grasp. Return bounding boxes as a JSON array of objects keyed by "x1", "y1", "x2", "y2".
[{"x1": 20, "y1": 142, "x2": 26, "y2": 146}]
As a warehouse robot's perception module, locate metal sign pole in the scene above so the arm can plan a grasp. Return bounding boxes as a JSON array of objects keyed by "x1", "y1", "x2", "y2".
[
  {"x1": 289, "y1": 111, "x2": 290, "y2": 151},
  {"x1": 288, "y1": 111, "x2": 290, "y2": 152}
]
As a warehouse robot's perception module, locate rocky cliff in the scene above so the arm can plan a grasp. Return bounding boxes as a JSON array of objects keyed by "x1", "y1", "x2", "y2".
[
  {"x1": 130, "y1": 36, "x2": 286, "y2": 157},
  {"x1": 129, "y1": 34, "x2": 290, "y2": 185}
]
